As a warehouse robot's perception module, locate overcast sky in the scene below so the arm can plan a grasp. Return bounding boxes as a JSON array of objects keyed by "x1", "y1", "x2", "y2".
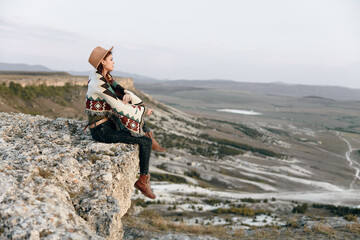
[{"x1": 0, "y1": 0, "x2": 359, "y2": 88}]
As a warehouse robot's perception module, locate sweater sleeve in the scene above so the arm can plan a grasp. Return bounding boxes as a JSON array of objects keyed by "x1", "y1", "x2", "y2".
[{"x1": 109, "y1": 76, "x2": 126, "y2": 100}]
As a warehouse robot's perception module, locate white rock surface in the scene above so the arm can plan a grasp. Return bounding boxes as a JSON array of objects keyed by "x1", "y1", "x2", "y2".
[
  {"x1": 0, "y1": 112, "x2": 140, "y2": 239},
  {"x1": 150, "y1": 234, "x2": 219, "y2": 240}
]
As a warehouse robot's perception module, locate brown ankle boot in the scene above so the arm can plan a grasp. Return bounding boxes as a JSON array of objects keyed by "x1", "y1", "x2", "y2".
[
  {"x1": 134, "y1": 174, "x2": 156, "y2": 199},
  {"x1": 145, "y1": 131, "x2": 166, "y2": 153}
]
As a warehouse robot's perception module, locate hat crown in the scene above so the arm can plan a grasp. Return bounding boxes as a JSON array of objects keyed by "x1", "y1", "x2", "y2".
[{"x1": 88, "y1": 46, "x2": 113, "y2": 69}]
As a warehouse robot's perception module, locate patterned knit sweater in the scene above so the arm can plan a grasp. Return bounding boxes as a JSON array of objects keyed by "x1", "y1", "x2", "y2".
[{"x1": 85, "y1": 70, "x2": 147, "y2": 137}]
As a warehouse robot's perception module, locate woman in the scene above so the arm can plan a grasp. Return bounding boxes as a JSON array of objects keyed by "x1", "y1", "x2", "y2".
[{"x1": 86, "y1": 45, "x2": 165, "y2": 199}]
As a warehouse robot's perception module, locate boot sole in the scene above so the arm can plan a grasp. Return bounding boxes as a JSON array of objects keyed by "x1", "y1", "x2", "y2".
[{"x1": 152, "y1": 148, "x2": 166, "y2": 153}]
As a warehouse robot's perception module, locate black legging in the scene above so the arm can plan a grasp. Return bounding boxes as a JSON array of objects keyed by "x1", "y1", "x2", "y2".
[{"x1": 90, "y1": 120, "x2": 152, "y2": 175}]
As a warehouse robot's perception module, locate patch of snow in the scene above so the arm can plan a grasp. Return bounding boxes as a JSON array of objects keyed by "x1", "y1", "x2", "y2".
[
  {"x1": 221, "y1": 166, "x2": 276, "y2": 183},
  {"x1": 177, "y1": 203, "x2": 221, "y2": 212},
  {"x1": 151, "y1": 233, "x2": 219, "y2": 240},
  {"x1": 150, "y1": 183, "x2": 360, "y2": 206},
  {"x1": 184, "y1": 216, "x2": 227, "y2": 226},
  {"x1": 232, "y1": 159, "x2": 342, "y2": 191},
  {"x1": 236, "y1": 179, "x2": 277, "y2": 191},
  {"x1": 217, "y1": 109, "x2": 262, "y2": 115},
  {"x1": 239, "y1": 214, "x2": 286, "y2": 227},
  {"x1": 183, "y1": 215, "x2": 286, "y2": 228}
]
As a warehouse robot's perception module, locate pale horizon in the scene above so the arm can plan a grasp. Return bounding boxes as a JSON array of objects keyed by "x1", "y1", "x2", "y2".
[{"x1": 1, "y1": 0, "x2": 359, "y2": 88}]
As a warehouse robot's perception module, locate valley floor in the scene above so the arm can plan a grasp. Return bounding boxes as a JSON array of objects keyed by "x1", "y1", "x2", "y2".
[{"x1": 1, "y1": 76, "x2": 360, "y2": 239}]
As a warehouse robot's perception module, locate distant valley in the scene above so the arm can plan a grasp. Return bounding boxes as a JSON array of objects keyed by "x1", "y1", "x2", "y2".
[{"x1": 1, "y1": 68, "x2": 360, "y2": 239}]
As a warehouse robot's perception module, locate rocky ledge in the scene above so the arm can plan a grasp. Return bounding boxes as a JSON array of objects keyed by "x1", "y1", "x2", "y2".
[{"x1": 0, "y1": 112, "x2": 140, "y2": 239}]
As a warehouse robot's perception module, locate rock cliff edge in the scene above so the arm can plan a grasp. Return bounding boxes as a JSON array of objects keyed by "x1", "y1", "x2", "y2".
[{"x1": 0, "y1": 112, "x2": 139, "y2": 239}]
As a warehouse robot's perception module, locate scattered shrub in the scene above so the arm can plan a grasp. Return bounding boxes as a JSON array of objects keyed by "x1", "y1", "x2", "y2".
[
  {"x1": 240, "y1": 197, "x2": 261, "y2": 203},
  {"x1": 201, "y1": 134, "x2": 285, "y2": 158},
  {"x1": 184, "y1": 170, "x2": 201, "y2": 179},
  {"x1": 203, "y1": 198, "x2": 222, "y2": 206},
  {"x1": 312, "y1": 203, "x2": 360, "y2": 216},
  {"x1": 292, "y1": 203, "x2": 308, "y2": 214},
  {"x1": 235, "y1": 125, "x2": 263, "y2": 139},
  {"x1": 212, "y1": 206, "x2": 267, "y2": 216},
  {"x1": 133, "y1": 198, "x2": 149, "y2": 208},
  {"x1": 151, "y1": 173, "x2": 187, "y2": 184},
  {"x1": 312, "y1": 223, "x2": 335, "y2": 235},
  {"x1": 0, "y1": 82, "x2": 76, "y2": 101},
  {"x1": 287, "y1": 219, "x2": 299, "y2": 228},
  {"x1": 344, "y1": 214, "x2": 358, "y2": 222},
  {"x1": 265, "y1": 127, "x2": 291, "y2": 137}
]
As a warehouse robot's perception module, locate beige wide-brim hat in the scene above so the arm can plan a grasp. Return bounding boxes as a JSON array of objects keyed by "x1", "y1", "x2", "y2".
[{"x1": 88, "y1": 46, "x2": 114, "y2": 69}]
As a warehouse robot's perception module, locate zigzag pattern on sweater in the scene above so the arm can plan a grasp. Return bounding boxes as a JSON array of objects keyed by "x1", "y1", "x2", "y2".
[{"x1": 85, "y1": 70, "x2": 146, "y2": 136}]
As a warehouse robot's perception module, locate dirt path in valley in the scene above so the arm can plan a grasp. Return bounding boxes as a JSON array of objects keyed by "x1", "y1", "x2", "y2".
[{"x1": 336, "y1": 132, "x2": 360, "y2": 189}]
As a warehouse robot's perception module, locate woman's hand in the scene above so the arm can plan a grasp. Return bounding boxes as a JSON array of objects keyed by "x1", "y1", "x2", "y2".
[
  {"x1": 146, "y1": 108, "x2": 153, "y2": 116},
  {"x1": 123, "y1": 93, "x2": 132, "y2": 104}
]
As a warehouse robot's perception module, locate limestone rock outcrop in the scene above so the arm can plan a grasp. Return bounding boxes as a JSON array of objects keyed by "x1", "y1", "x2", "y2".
[{"x1": 0, "y1": 112, "x2": 139, "y2": 239}]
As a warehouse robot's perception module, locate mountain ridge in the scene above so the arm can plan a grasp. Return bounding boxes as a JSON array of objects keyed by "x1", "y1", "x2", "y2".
[{"x1": 1, "y1": 62, "x2": 360, "y2": 101}]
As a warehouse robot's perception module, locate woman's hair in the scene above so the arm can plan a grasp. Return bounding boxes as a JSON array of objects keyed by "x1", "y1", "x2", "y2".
[{"x1": 97, "y1": 51, "x2": 113, "y2": 81}]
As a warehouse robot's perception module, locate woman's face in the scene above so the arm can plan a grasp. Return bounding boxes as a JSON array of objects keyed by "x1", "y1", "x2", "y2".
[{"x1": 101, "y1": 53, "x2": 114, "y2": 72}]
